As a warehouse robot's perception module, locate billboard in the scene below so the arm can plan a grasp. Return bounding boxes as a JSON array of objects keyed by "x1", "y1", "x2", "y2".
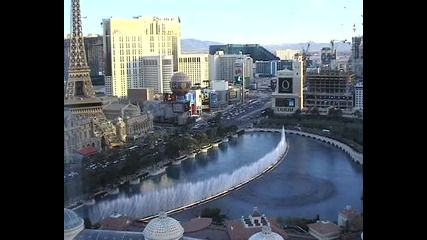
[
  {"x1": 202, "y1": 90, "x2": 210, "y2": 110},
  {"x1": 275, "y1": 98, "x2": 295, "y2": 107},
  {"x1": 233, "y1": 60, "x2": 244, "y2": 85},
  {"x1": 230, "y1": 89, "x2": 237, "y2": 99},
  {"x1": 191, "y1": 103, "x2": 197, "y2": 114},
  {"x1": 229, "y1": 86, "x2": 241, "y2": 102},
  {"x1": 228, "y1": 87, "x2": 242, "y2": 102},
  {"x1": 278, "y1": 78, "x2": 293, "y2": 94},
  {"x1": 185, "y1": 91, "x2": 196, "y2": 104},
  {"x1": 210, "y1": 91, "x2": 219, "y2": 108}
]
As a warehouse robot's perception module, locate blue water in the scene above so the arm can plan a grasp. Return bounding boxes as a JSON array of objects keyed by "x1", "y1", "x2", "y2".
[{"x1": 75, "y1": 132, "x2": 363, "y2": 223}]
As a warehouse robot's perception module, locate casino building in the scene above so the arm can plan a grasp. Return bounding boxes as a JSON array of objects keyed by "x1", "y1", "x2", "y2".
[{"x1": 271, "y1": 58, "x2": 304, "y2": 115}]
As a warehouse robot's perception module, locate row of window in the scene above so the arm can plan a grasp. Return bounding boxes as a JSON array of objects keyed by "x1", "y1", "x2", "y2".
[
  {"x1": 179, "y1": 58, "x2": 203, "y2": 63},
  {"x1": 305, "y1": 101, "x2": 353, "y2": 105},
  {"x1": 112, "y1": 34, "x2": 177, "y2": 42},
  {"x1": 64, "y1": 132, "x2": 93, "y2": 146},
  {"x1": 113, "y1": 36, "x2": 142, "y2": 42},
  {"x1": 113, "y1": 54, "x2": 174, "y2": 65},
  {"x1": 275, "y1": 107, "x2": 295, "y2": 113},
  {"x1": 306, "y1": 95, "x2": 353, "y2": 99},
  {"x1": 306, "y1": 89, "x2": 352, "y2": 93}
]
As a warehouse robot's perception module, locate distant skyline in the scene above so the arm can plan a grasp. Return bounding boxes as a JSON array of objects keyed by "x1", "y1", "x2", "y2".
[{"x1": 64, "y1": 0, "x2": 363, "y2": 45}]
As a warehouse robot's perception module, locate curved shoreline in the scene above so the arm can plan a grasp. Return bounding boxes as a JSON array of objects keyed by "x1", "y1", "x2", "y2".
[
  {"x1": 68, "y1": 130, "x2": 287, "y2": 214},
  {"x1": 67, "y1": 134, "x2": 239, "y2": 209},
  {"x1": 247, "y1": 128, "x2": 363, "y2": 165},
  {"x1": 138, "y1": 132, "x2": 289, "y2": 222}
]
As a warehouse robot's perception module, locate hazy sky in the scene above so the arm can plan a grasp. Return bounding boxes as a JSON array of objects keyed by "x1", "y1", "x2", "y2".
[{"x1": 64, "y1": 0, "x2": 363, "y2": 45}]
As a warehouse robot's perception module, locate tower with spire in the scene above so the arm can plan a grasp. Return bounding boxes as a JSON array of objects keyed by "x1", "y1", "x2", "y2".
[
  {"x1": 64, "y1": 0, "x2": 99, "y2": 111},
  {"x1": 64, "y1": 0, "x2": 120, "y2": 147}
]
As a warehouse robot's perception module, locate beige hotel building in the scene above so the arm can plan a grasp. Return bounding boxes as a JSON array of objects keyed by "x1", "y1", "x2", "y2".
[
  {"x1": 102, "y1": 16, "x2": 181, "y2": 97},
  {"x1": 275, "y1": 49, "x2": 301, "y2": 60},
  {"x1": 178, "y1": 54, "x2": 210, "y2": 88}
]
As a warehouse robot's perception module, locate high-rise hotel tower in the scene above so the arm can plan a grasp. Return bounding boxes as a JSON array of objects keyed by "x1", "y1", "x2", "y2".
[
  {"x1": 102, "y1": 16, "x2": 181, "y2": 97},
  {"x1": 178, "y1": 54, "x2": 210, "y2": 88}
]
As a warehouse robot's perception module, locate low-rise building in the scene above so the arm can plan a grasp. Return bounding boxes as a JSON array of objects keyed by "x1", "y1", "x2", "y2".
[
  {"x1": 307, "y1": 221, "x2": 341, "y2": 240},
  {"x1": 64, "y1": 108, "x2": 101, "y2": 163},
  {"x1": 102, "y1": 102, "x2": 154, "y2": 141},
  {"x1": 224, "y1": 207, "x2": 288, "y2": 240},
  {"x1": 143, "y1": 100, "x2": 190, "y2": 124},
  {"x1": 338, "y1": 205, "x2": 359, "y2": 228},
  {"x1": 100, "y1": 212, "x2": 134, "y2": 231}
]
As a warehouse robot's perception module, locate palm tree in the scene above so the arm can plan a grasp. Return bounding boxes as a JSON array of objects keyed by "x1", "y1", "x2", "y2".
[{"x1": 193, "y1": 132, "x2": 208, "y2": 147}]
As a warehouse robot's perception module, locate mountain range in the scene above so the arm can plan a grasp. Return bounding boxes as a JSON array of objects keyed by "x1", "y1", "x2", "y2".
[{"x1": 181, "y1": 38, "x2": 352, "y2": 54}]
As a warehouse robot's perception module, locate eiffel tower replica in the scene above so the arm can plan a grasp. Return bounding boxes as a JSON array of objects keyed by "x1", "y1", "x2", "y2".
[{"x1": 64, "y1": 0, "x2": 121, "y2": 148}]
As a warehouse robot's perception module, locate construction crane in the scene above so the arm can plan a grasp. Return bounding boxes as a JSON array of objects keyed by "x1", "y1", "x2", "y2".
[
  {"x1": 302, "y1": 43, "x2": 311, "y2": 62},
  {"x1": 299, "y1": 43, "x2": 311, "y2": 88},
  {"x1": 292, "y1": 42, "x2": 312, "y2": 87},
  {"x1": 329, "y1": 39, "x2": 349, "y2": 69},
  {"x1": 294, "y1": 43, "x2": 311, "y2": 61},
  {"x1": 330, "y1": 39, "x2": 348, "y2": 60},
  {"x1": 330, "y1": 39, "x2": 339, "y2": 60},
  {"x1": 297, "y1": 43, "x2": 311, "y2": 73}
]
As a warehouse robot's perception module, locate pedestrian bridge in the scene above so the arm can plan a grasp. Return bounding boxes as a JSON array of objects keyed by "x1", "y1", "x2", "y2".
[{"x1": 244, "y1": 128, "x2": 363, "y2": 165}]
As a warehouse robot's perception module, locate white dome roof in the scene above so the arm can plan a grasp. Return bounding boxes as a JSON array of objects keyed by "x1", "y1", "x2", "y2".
[
  {"x1": 64, "y1": 208, "x2": 84, "y2": 231},
  {"x1": 248, "y1": 226, "x2": 284, "y2": 240},
  {"x1": 142, "y1": 211, "x2": 184, "y2": 240}
]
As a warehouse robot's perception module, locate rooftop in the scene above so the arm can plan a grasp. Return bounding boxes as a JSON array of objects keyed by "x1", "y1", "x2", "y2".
[
  {"x1": 225, "y1": 218, "x2": 288, "y2": 240},
  {"x1": 251, "y1": 207, "x2": 262, "y2": 217},
  {"x1": 307, "y1": 221, "x2": 341, "y2": 235},
  {"x1": 181, "y1": 217, "x2": 212, "y2": 233},
  {"x1": 64, "y1": 208, "x2": 84, "y2": 231},
  {"x1": 100, "y1": 215, "x2": 134, "y2": 231},
  {"x1": 103, "y1": 102, "x2": 128, "y2": 111},
  {"x1": 74, "y1": 229, "x2": 144, "y2": 240},
  {"x1": 339, "y1": 206, "x2": 359, "y2": 219},
  {"x1": 184, "y1": 226, "x2": 231, "y2": 240},
  {"x1": 75, "y1": 229, "x2": 208, "y2": 240},
  {"x1": 249, "y1": 226, "x2": 284, "y2": 240},
  {"x1": 76, "y1": 146, "x2": 99, "y2": 156},
  {"x1": 142, "y1": 211, "x2": 184, "y2": 240}
]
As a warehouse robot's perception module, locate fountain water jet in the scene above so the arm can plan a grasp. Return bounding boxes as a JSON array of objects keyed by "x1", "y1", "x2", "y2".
[{"x1": 88, "y1": 128, "x2": 287, "y2": 222}]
